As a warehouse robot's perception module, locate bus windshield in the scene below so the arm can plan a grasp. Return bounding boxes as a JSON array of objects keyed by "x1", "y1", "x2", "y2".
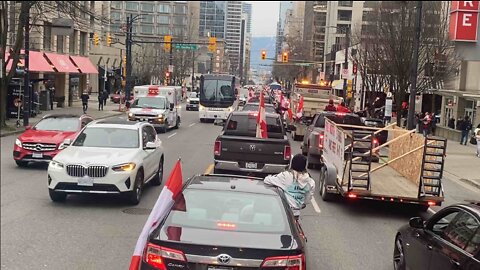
[{"x1": 200, "y1": 78, "x2": 235, "y2": 108}]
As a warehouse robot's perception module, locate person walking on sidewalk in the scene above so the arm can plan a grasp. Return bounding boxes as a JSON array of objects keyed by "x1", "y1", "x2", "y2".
[
  {"x1": 475, "y1": 129, "x2": 480, "y2": 157},
  {"x1": 460, "y1": 115, "x2": 472, "y2": 145},
  {"x1": 81, "y1": 91, "x2": 89, "y2": 114},
  {"x1": 49, "y1": 87, "x2": 55, "y2": 110},
  {"x1": 98, "y1": 92, "x2": 104, "y2": 111},
  {"x1": 103, "y1": 90, "x2": 108, "y2": 106}
]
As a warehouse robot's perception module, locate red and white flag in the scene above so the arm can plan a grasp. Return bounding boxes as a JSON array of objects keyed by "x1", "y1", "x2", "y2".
[
  {"x1": 256, "y1": 91, "x2": 268, "y2": 139},
  {"x1": 296, "y1": 96, "x2": 304, "y2": 120},
  {"x1": 129, "y1": 160, "x2": 183, "y2": 270}
]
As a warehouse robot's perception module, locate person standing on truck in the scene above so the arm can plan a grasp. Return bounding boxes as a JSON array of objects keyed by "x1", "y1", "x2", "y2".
[
  {"x1": 324, "y1": 99, "x2": 337, "y2": 112},
  {"x1": 336, "y1": 102, "x2": 350, "y2": 113},
  {"x1": 264, "y1": 154, "x2": 315, "y2": 218}
]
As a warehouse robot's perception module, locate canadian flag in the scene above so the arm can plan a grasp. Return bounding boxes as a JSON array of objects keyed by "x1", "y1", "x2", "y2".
[
  {"x1": 296, "y1": 96, "x2": 304, "y2": 120},
  {"x1": 128, "y1": 159, "x2": 183, "y2": 270},
  {"x1": 256, "y1": 91, "x2": 268, "y2": 139}
]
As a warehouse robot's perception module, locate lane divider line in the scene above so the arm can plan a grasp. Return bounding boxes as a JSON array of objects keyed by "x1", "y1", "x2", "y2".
[
  {"x1": 189, "y1": 123, "x2": 196, "y2": 127},
  {"x1": 311, "y1": 197, "x2": 321, "y2": 213},
  {"x1": 204, "y1": 164, "x2": 214, "y2": 174},
  {"x1": 428, "y1": 208, "x2": 436, "y2": 215},
  {"x1": 167, "y1": 132, "x2": 177, "y2": 139}
]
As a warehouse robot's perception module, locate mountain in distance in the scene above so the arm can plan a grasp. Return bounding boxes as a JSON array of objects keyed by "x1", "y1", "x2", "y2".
[{"x1": 250, "y1": 36, "x2": 276, "y2": 73}]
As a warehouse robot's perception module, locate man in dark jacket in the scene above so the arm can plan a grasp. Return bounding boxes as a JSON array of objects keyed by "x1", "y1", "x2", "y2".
[
  {"x1": 324, "y1": 99, "x2": 336, "y2": 112},
  {"x1": 81, "y1": 91, "x2": 89, "y2": 114},
  {"x1": 460, "y1": 115, "x2": 472, "y2": 145},
  {"x1": 103, "y1": 90, "x2": 108, "y2": 106},
  {"x1": 98, "y1": 92, "x2": 104, "y2": 111}
]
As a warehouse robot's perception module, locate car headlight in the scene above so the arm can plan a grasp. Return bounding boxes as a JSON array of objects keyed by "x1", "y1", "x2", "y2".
[
  {"x1": 112, "y1": 162, "x2": 136, "y2": 172},
  {"x1": 157, "y1": 114, "x2": 165, "y2": 119},
  {"x1": 128, "y1": 112, "x2": 134, "y2": 118},
  {"x1": 199, "y1": 105, "x2": 205, "y2": 111},
  {"x1": 49, "y1": 160, "x2": 64, "y2": 169},
  {"x1": 15, "y1": 138, "x2": 22, "y2": 148},
  {"x1": 187, "y1": 98, "x2": 190, "y2": 103},
  {"x1": 228, "y1": 106, "x2": 234, "y2": 112}
]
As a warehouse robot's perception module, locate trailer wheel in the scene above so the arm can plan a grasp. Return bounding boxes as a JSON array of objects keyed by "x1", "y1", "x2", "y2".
[{"x1": 319, "y1": 166, "x2": 335, "y2": 201}]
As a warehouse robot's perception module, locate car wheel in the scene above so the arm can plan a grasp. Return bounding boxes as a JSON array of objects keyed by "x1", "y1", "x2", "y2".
[
  {"x1": 15, "y1": 160, "x2": 28, "y2": 167},
  {"x1": 127, "y1": 170, "x2": 144, "y2": 205},
  {"x1": 159, "y1": 125, "x2": 167, "y2": 133},
  {"x1": 151, "y1": 158, "x2": 163, "y2": 186},
  {"x1": 319, "y1": 166, "x2": 334, "y2": 201},
  {"x1": 393, "y1": 235, "x2": 406, "y2": 270},
  {"x1": 49, "y1": 189, "x2": 67, "y2": 202},
  {"x1": 174, "y1": 117, "x2": 180, "y2": 129}
]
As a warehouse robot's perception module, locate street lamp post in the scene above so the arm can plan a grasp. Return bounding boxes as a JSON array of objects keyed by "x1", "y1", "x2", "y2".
[{"x1": 407, "y1": 1, "x2": 423, "y2": 130}]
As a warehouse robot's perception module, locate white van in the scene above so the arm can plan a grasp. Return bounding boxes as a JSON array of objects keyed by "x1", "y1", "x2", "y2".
[{"x1": 128, "y1": 85, "x2": 182, "y2": 133}]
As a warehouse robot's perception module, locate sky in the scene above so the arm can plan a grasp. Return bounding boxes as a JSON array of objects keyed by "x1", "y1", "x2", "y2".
[{"x1": 247, "y1": 1, "x2": 280, "y2": 37}]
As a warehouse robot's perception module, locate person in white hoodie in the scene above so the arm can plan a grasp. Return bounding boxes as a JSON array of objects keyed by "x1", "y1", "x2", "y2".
[{"x1": 264, "y1": 154, "x2": 316, "y2": 218}]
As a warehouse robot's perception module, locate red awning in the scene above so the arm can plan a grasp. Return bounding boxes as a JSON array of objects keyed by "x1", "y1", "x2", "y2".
[
  {"x1": 70, "y1": 56, "x2": 98, "y2": 74},
  {"x1": 5, "y1": 51, "x2": 55, "y2": 73},
  {"x1": 44, "y1": 52, "x2": 79, "y2": 73}
]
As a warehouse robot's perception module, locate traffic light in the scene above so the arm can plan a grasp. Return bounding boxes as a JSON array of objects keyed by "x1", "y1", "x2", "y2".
[
  {"x1": 208, "y1": 37, "x2": 217, "y2": 52},
  {"x1": 123, "y1": 56, "x2": 127, "y2": 65},
  {"x1": 353, "y1": 62, "x2": 358, "y2": 75},
  {"x1": 107, "y1": 34, "x2": 112, "y2": 46},
  {"x1": 93, "y1": 33, "x2": 100, "y2": 46},
  {"x1": 261, "y1": 50, "x2": 266, "y2": 60},
  {"x1": 282, "y1": 52, "x2": 288, "y2": 63},
  {"x1": 164, "y1": 35, "x2": 172, "y2": 52},
  {"x1": 165, "y1": 71, "x2": 170, "y2": 78}
]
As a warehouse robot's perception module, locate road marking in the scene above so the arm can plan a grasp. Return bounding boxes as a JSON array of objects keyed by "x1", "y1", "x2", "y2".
[
  {"x1": 204, "y1": 164, "x2": 214, "y2": 174},
  {"x1": 167, "y1": 132, "x2": 177, "y2": 139},
  {"x1": 188, "y1": 123, "x2": 196, "y2": 127},
  {"x1": 311, "y1": 197, "x2": 321, "y2": 213},
  {"x1": 428, "y1": 208, "x2": 436, "y2": 215}
]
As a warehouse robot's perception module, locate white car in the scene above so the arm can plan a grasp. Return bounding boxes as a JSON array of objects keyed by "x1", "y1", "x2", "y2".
[
  {"x1": 186, "y1": 91, "x2": 200, "y2": 111},
  {"x1": 47, "y1": 120, "x2": 164, "y2": 205}
]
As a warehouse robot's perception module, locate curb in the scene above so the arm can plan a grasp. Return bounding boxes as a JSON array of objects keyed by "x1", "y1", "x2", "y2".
[
  {"x1": 0, "y1": 111, "x2": 123, "y2": 138},
  {"x1": 459, "y1": 178, "x2": 480, "y2": 190}
]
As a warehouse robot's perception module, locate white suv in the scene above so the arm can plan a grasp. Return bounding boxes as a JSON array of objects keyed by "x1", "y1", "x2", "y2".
[{"x1": 47, "y1": 120, "x2": 164, "y2": 204}]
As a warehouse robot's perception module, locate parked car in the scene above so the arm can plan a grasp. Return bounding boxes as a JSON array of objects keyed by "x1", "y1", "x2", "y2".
[
  {"x1": 110, "y1": 91, "x2": 134, "y2": 104},
  {"x1": 13, "y1": 114, "x2": 94, "y2": 167},
  {"x1": 394, "y1": 202, "x2": 480, "y2": 270},
  {"x1": 47, "y1": 120, "x2": 164, "y2": 204},
  {"x1": 140, "y1": 174, "x2": 307, "y2": 270}
]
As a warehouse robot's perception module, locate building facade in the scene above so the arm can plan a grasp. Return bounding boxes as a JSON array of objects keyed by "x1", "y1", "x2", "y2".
[{"x1": 225, "y1": 1, "x2": 243, "y2": 75}]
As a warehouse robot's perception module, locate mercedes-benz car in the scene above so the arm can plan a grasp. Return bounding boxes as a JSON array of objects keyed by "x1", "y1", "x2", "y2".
[
  {"x1": 47, "y1": 120, "x2": 164, "y2": 205},
  {"x1": 140, "y1": 174, "x2": 307, "y2": 269}
]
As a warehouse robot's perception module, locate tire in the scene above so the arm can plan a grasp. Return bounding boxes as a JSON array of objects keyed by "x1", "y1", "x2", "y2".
[
  {"x1": 319, "y1": 166, "x2": 335, "y2": 201},
  {"x1": 159, "y1": 126, "x2": 167, "y2": 133},
  {"x1": 200, "y1": 118, "x2": 206, "y2": 123},
  {"x1": 49, "y1": 189, "x2": 67, "y2": 202},
  {"x1": 151, "y1": 157, "x2": 163, "y2": 186},
  {"x1": 127, "y1": 170, "x2": 144, "y2": 205},
  {"x1": 15, "y1": 160, "x2": 28, "y2": 167},
  {"x1": 174, "y1": 117, "x2": 180, "y2": 129},
  {"x1": 393, "y1": 235, "x2": 406, "y2": 270}
]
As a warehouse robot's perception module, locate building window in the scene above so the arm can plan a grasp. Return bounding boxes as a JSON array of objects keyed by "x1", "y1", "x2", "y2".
[
  {"x1": 173, "y1": 16, "x2": 186, "y2": 25},
  {"x1": 111, "y1": 12, "x2": 122, "y2": 22},
  {"x1": 80, "y1": 31, "x2": 87, "y2": 55},
  {"x1": 126, "y1": 2, "x2": 139, "y2": 11},
  {"x1": 158, "y1": 26, "x2": 170, "y2": 35},
  {"x1": 142, "y1": 15, "x2": 154, "y2": 24},
  {"x1": 111, "y1": 1, "x2": 122, "y2": 9},
  {"x1": 174, "y1": 5, "x2": 186, "y2": 14},
  {"x1": 158, "y1": 4, "x2": 171, "y2": 13},
  {"x1": 173, "y1": 27, "x2": 184, "y2": 36},
  {"x1": 57, "y1": 35, "x2": 64, "y2": 53},
  {"x1": 338, "y1": 10, "x2": 352, "y2": 21},
  {"x1": 157, "y1": 15, "x2": 170, "y2": 24},
  {"x1": 43, "y1": 23, "x2": 52, "y2": 51},
  {"x1": 141, "y1": 2, "x2": 154, "y2": 12},
  {"x1": 69, "y1": 30, "x2": 78, "y2": 54},
  {"x1": 338, "y1": 1, "x2": 353, "y2": 7},
  {"x1": 141, "y1": 25, "x2": 154, "y2": 35}
]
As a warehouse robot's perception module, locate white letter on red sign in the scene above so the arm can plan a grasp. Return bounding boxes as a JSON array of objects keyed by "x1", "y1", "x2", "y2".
[
  {"x1": 463, "y1": 1, "x2": 474, "y2": 7},
  {"x1": 462, "y1": 13, "x2": 473, "y2": 26}
]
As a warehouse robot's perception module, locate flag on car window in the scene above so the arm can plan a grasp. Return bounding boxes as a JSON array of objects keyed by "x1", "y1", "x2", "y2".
[
  {"x1": 256, "y1": 90, "x2": 268, "y2": 139},
  {"x1": 296, "y1": 96, "x2": 304, "y2": 120},
  {"x1": 129, "y1": 159, "x2": 183, "y2": 270}
]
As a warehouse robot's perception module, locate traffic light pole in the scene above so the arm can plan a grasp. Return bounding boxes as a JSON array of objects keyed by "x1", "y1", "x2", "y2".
[
  {"x1": 125, "y1": 15, "x2": 133, "y2": 108},
  {"x1": 342, "y1": 28, "x2": 350, "y2": 102},
  {"x1": 23, "y1": 8, "x2": 30, "y2": 127},
  {"x1": 169, "y1": 43, "x2": 173, "y2": 86}
]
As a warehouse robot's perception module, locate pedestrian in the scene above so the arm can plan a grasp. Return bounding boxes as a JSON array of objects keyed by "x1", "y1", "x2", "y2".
[
  {"x1": 476, "y1": 129, "x2": 480, "y2": 157},
  {"x1": 459, "y1": 115, "x2": 472, "y2": 145},
  {"x1": 324, "y1": 99, "x2": 337, "y2": 112},
  {"x1": 421, "y1": 112, "x2": 432, "y2": 137},
  {"x1": 264, "y1": 154, "x2": 315, "y2": 219},
  {"x1": 49, "y1": 86, "x2": 55, "y2": 110},
  {"x1": 336, "y1": 101, "x2": 350, "y2": 113},
  {"x1": 103, "y1": 90, "x2": 108, "y2": 106},
  {"x1": 81, "y1": 91, "x2": 89, "y2": 114},
  {"x1": 98, "y1": 92, "x2": 104, "y2": 111},
  {"x1": 448, "y1": 117, "x2": 455, "y2": 129}
]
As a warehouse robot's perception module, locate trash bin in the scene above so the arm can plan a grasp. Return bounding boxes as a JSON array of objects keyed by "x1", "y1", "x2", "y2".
[{"x1": 40, "y1": 90, "x2": 50, "y2": 111}]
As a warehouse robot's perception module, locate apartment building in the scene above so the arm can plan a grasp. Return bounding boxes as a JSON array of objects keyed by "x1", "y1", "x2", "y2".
[{"x1": 225, "y1": 1, "x2": 243, "y2": 74}]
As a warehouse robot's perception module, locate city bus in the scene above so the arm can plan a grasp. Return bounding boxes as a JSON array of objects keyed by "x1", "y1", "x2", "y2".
[{"x1": 199, "y1": 74, "x2": 239, "y2": 122}]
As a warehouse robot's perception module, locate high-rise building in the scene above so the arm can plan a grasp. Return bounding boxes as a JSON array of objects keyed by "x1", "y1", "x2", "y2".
[
  {"x1": 199, "y1": 1, "x2": 226, "y2": 39},
  {"x1": 242, "y1": 2, "x2": 252, "y2": 35},
  {"x1": 225, "y1": 1, "x2": 243, "y2": 74},
  {"x1": 275, "y1": 1, "x2": 293, "y2": 57}
]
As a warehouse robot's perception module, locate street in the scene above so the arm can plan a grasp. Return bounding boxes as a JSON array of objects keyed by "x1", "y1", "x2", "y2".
[{"x1": 1, "y1": 106, "x2": 478, "y2": 270}]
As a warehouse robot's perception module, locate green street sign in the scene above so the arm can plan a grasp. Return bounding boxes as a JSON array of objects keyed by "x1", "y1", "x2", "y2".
[
  {"x1": 297, "y1": 63, "x2": 312, "y2": 66},
  {"x1": 174, "y1": 44, "x2": 198, "y2": 50}
]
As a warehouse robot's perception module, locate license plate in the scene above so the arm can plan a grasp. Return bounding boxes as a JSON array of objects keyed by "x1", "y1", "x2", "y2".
[
  {"x1": 208, "y1": 267, "x2": 233, "y2": 270},
  {"x1": 78, "y1": 176, "x2": 94, "y2": 186},
  {"x1": 245, "y1": 162, "x2": 257, "y2": 169},
  {"x1": 32, "y1": 152, "x2": 43, "y2": 158}
]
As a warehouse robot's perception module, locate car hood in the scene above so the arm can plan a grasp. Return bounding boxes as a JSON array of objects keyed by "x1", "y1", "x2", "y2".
[
  {"x1": 188, "y1": 98, "x2": 199, "y2": 102},
  {"x1": 130, "y1": 108, "x2": 166, "y2": 116},
  {"x1": 18, "y1": 129, "x2": 77, "y2": 144},
  {"x1": 53, "y1": 146, "x2": 140, "y2": 165}
]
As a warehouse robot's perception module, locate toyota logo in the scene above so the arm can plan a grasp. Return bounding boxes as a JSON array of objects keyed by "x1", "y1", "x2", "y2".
[
  {"x1": 35, "y1": 144, "x2": 42, "y2": 151},
  {"x1": 217, "y1": 254, "x2": 232, "y2": 264},
  {"x1": 249, "y1": 145, "x2": 256, "y2": 151}
]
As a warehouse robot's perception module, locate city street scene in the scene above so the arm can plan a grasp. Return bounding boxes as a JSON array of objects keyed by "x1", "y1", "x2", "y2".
[{"x1": 1, "y1": 1, "x2": 480, "y2": 270}]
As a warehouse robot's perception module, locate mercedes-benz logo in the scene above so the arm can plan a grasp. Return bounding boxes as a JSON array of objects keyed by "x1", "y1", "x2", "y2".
[
  {"x1": 217, "y1": 254, "x2": 231, "y2": 264},
  {"x1": 35, "y1": 144, "x2": 42, "y2": 151},
  {"x1": 249, "y1": 144, "x2": 256, "y2": 151}
]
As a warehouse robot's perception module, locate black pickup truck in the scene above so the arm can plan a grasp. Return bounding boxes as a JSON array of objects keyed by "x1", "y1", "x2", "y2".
[{"x1": 214, "y1": 111, "x2": 291, "y2": 177}]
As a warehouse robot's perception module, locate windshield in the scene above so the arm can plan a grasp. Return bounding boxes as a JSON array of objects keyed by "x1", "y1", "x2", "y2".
[
  {"x1": 200, "y1": 79, "x2": 235, "y2": 107},
  {"x1": 72, "y1": 127, "x2": 139, "y2": 148},
  {"x1": 187, "y1": 92, "x2": 198, "y2": 98},
  {"x1": 315, "y1": 114, "x2": 362, "y2": 128},
  {"x1": 224, "y1": 114, "x2": 284, "y2": 139},
  {"x1": 163, "y1": 189, "x2": 288, "y2": 234},
  {"x1": 269, "y1": 84, "x2": 282, "y2": 91},
  {"x1": 131, "y1": 97, "x2": 167, "y2": 109},
  {"x1": 34, "y1": 117, "x2": 79, "y2": 132}
]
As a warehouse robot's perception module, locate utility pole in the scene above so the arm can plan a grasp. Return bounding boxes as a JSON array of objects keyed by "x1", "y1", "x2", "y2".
[
  {"x1": 125, "y1": 15, "x2": 132, "y2": 108},
  {"x1": 191, "y1": 50, "x2": 195, "y2": 90},
  {"x1": 407, "y1": 1, "x2": 423, "y2": 130},
  {"x1": 342, "y1": 28, "x2": 350, "y2": 102},
  {"x1": 23, "y1": 8, "x2": 30, "y2": 127},
  {"x1": 169, "y1": 41, "x2": 173, "y2": 86}
]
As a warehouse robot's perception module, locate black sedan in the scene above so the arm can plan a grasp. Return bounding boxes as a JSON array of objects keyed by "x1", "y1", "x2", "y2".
[
  {"x1": 394, "y1": 202, "x2": 480, "y2": 270},
  {"x1": 362, "y1": 118, "x2": 388, "y2": 145},
  {"x1": 141, "y1": 174, "x2": 307, "y2": 269}
]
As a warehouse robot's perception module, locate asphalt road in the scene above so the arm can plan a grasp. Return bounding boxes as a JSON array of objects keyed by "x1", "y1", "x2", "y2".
[{"x1": 1, "y1": 106, "x2": 478, "y2": 270}]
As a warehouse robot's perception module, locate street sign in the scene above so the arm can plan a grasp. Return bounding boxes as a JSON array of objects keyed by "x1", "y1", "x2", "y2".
[
  {"x1": 174, "y1": 44, "x2": 198, "y2": 50},
  {"x1": 386, "y1": 92, "x2": 393, "y2": 98},
  {"x1": 385, "y1": 99, "x2": 393, "y2": 117},
  {"x1": 341, "y1": 69, "x2": 349, "y2": 79},
  {"x1": 277, "y1": 55, "x2": 282, "y2": 62},
  {"x1": 168, "y1": 65, "x2": 174, "y2": 72}
]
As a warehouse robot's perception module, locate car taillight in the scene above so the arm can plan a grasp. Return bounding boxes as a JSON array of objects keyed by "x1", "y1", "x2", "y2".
[
  {"x1": 284, "y1": 145, "x2": 291, "y2": 160},
  {"x1": 144, "y1": 242, "x2": 186, "y2": 269},
  {"x1": 217, "y1": 221, "x2": 237, "y2": 230},
  {"x1": 214, "y1": 140, "x2": 221, "y2": 156},
  {"x1": 373, "y1": 138, "x2": 379, "y2": 146},
  {"x1": 261, "y1": 254, "x2": 306, "y2": 270},
  {"x1": 318, "y1": 133, "x2": 324, "y2": 148}
]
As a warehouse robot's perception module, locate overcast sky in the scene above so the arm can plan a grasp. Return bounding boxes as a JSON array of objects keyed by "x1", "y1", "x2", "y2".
[{"x1": 247, "y1": 1, "x2": 280, "y2": 37}]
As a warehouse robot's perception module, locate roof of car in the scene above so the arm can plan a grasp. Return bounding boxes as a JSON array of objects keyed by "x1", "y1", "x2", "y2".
[
  {"x1": 318, "y1": 111, "x2": 359, "y2": 117},
  {"x1": 244, "y1": 102, "x2": 275, "y2": 107},
  {"x1": 186, "y1": 175, "x2": 280, "y2": 196},
  {"x1": 459, "y1": 201, "x2": 480, "y2": 214},
  {"x1": 230, "y1": 110, "x2": 279, "y2": 118},
  {"x1": 42, "y1": 113, "x2": 82, "y2": 119},
  {"x1": 89, "y1": 119, "x2": 145, "y2": 129}
]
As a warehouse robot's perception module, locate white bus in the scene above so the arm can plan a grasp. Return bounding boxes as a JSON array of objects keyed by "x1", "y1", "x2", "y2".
[{"x1": 199, "y1": 74, "x2": 239, "y2": 122}]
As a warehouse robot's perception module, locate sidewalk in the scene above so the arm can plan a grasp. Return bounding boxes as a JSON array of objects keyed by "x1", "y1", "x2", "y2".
[
  {"x1": 0, "y1": 99, "x2": 124, "y2": 138},
  {"x1": 444, "y1": 140, "x2": 480, "y2": 190}
]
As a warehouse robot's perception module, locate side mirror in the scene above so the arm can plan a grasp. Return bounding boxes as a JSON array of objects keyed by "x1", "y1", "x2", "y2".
[
  {"x1": 144, "y1": 141, "x2": 156, "y2": 150},
  {"x1": 170, "y1": 103, "x2": 174, "y2": 111},
  {"x1": 25, "y1": 125, "x2": 32, "y2": 130},
  {"x1": 409, "y1": 217, "x2": 424, "y2": 229}
]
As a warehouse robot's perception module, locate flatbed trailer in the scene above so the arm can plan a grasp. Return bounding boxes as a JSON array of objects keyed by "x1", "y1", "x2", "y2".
[{"x1": 319, "y1": 119, "x2": 445, "y2": 210}]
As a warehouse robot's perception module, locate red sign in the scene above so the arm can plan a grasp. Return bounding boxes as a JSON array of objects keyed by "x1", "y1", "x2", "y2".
[
  {"x1": 148, "y1": 86, "x2": 159, "y2": 96},
  {"x1": 449, "y1": 1, "x2": 480, "y2": 42}
]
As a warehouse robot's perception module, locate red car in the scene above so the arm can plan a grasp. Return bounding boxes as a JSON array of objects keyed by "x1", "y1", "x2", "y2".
[
  {"x1": 13, "y1": 114, "x2": 94, "y2": 167},
  {"x1": 110, "y1": 92, "x2": 134, "y2": 104}
]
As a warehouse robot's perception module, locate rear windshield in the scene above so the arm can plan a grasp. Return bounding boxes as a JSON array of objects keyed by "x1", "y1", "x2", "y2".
[
  {"x1": 364, "y1": 120, "x2": 383, "y2": 127},
  {"x1": 242, "y1": 104, "x2": 277, "y2": 114},
  {"x1": 163, "y1": 189, "x2": 289, "y2": 234},
  {"x1": 315, "y1": 114, "x2": 362, "y2": 127},
  {"x1": 224, "y1": 114, "x2": 284, "y2": 138}
]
